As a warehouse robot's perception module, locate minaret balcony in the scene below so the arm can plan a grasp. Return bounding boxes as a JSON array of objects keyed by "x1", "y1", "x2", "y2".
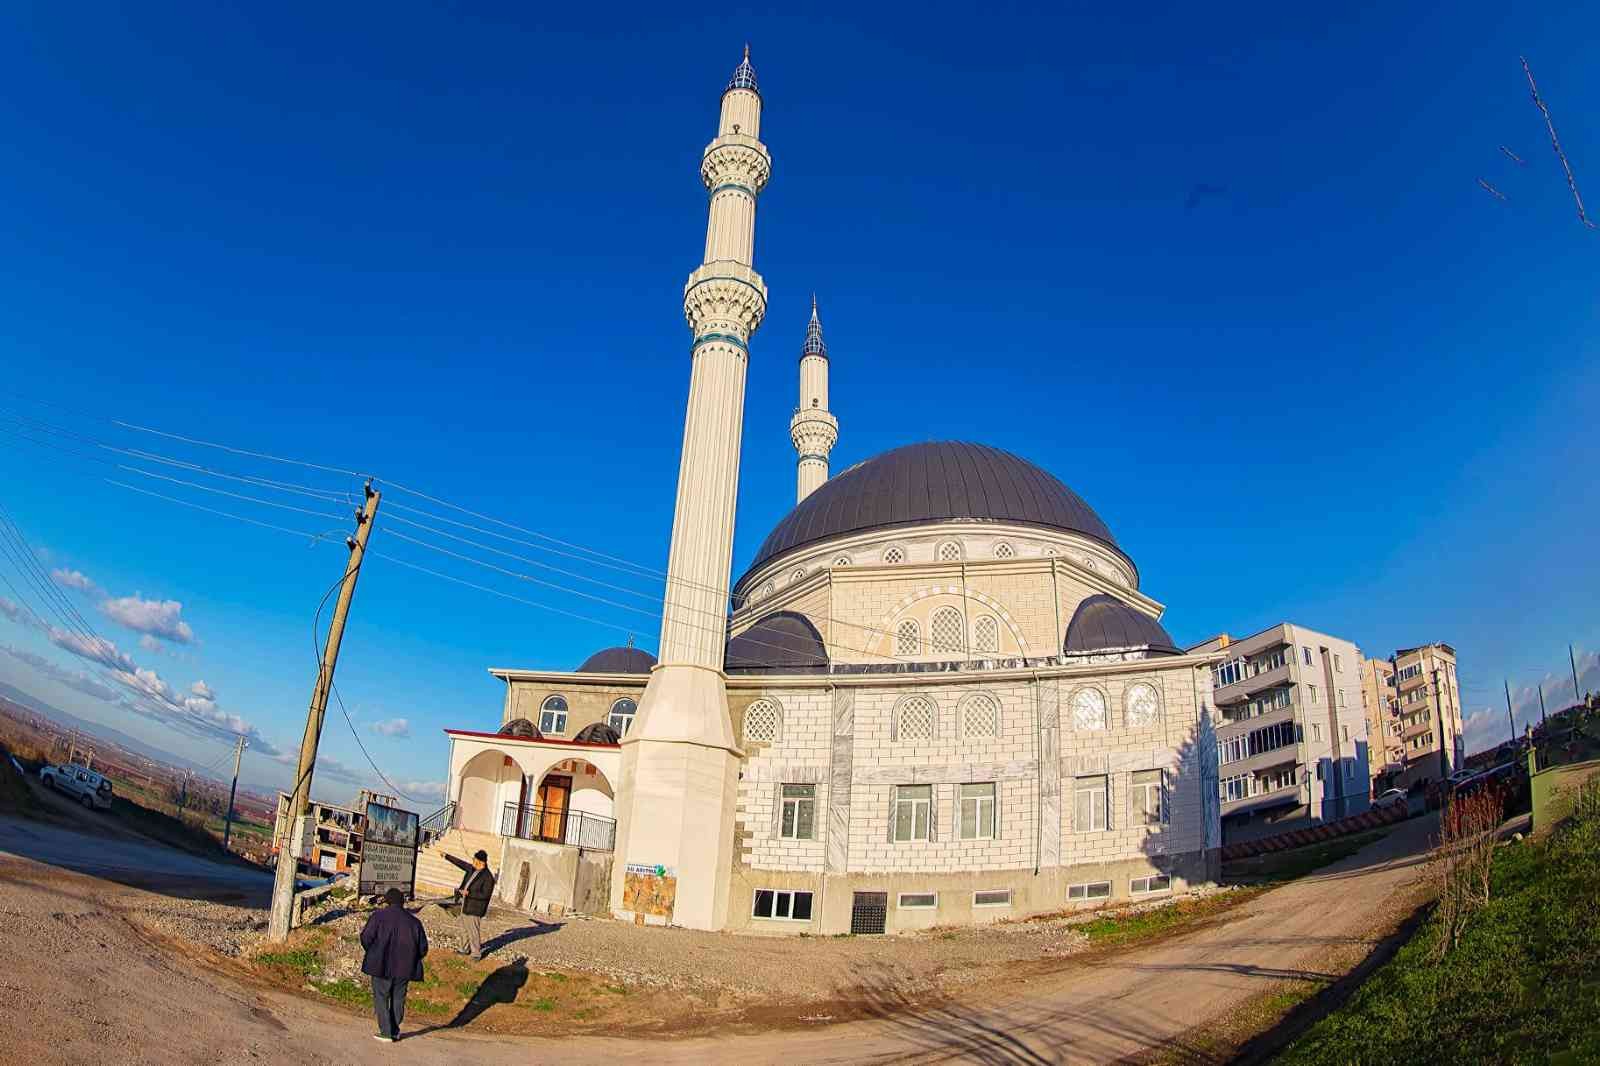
[{"x1": 683, "y1": 262, "x2": 768, "y2": 335}]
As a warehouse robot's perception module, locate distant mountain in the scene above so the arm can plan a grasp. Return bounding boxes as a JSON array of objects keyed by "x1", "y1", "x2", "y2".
[{"x1": 0, "y1": 682, "x2": 224, "y2": 776}]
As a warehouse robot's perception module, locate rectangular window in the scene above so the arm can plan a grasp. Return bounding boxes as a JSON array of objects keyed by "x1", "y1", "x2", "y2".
[
  {"x1": 1220, "y1": 773, "x2": 1250, "y2": 802},
  {"x1": 958, "y1": 782, "x2": 996, "y2": 840},
  {"x1": 1341, "y1": 724, "x2": 1350, "y2": 743},
  {"x1": 1308, "y1": 684, "x2": 1318, "y2": 704},
  {"x1": 1334, "y1": 653, "x2": 1342, "y2": 672},
  {"x1": 1303, "y1": 647, "x2": 1312, "y2": 666},
  {"x1": 752, "y1": 889, "x2": 814, "y2": 921},
  {"x1": 973, "y1": 889, "x2": 1012, "y2": 907},
  {"x1": 1338, "y1": 690, "x2": 1348, "y2": 709},
  {"x1": 1131, "y1": 769, "x2": 1166, "y2": 826},
  {"x1": 1131, "y1": 874, "x2": 1172, "y2": 894},
  {"x1": 897, "y1": 892, "x2": 937, "y2": 909},
  {"x1": 1074, "y1": 776, "x2": 1108, "y2": 832},
  {"x1": 1312, "y1": 722, "x2": 1322, "y2": 742},
  {"x1": 893, "y1": 785, "x2": 932, "y2": 842},
  {"x1": 539, "y1": 709, "x2": 567, "y2": 734},
  {"x1": 780, "y1": 784, "x2": 816, "y2": 840},
  {"x1": 1068, "y1": 881, "x2": 1112, "y2": 900}
]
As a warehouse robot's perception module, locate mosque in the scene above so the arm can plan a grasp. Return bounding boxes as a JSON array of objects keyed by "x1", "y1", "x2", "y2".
[{"x1": 432, "y1": 48, "x2": 1223, "y2": 935}]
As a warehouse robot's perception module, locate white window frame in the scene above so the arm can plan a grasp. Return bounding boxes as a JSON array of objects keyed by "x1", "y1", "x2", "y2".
[
  {"x1": 1130, "y1": 874, "x2": 1172, "y2": 895},
  {"x1": 607, "y1": 697, "x2": 637, "y2": 735},
  {"x1": 897, "y1": 891, "x2": 938, "y2": 909},
  {"x1": 958, "y1": 782, "x2": 996, "y2": 840},
  {"x1": 1070, "y1": 686, "x2": 1108, "y2": 732},
  {"x1": 895, "y1": 695, "x2": 937, "y2": 742},
  {"x1": 1074, "y1": 775, "x2": 1108, "y2": 833},
  {"x1": 992, "y1": 541, "x2": 1015, "y2": 560},
  {"x1": 1067, "y1": 881, "x2": 1112, "y2": 901},
  {"x1": 882, "y1": 545, "x2": 906, "y2": 564},
  {"x1": 892, "y1": 784, "x2": 933, "y2": 842},
  {"x1": 539, "y1": 695, "x2": 568, "y2": 735},
  {"x1": 752, "y1": 888, "x2": 814, "y2": 922},
  {"x1": 1124, "y1": 681, "x2": 1161, "y2": 728},
  {"x1": 779, "y1": 783, "x2": 817, "y2": 840},
  {"x1": 958, "y1": 693, "x2": 1000, "y2": 739},
  {"x1": 894, "y1": 618, "x2": 921, "y2": 657},
  {"x1": 973, "y1": 889, "x2": 1012, "y2": 908},
  {"x1": 936, "y1": 540, "x2": 963, "y2": 562},
  {"x1": 1131, "y1": 769, "x2": 1167, "y2": 826},
  {"x1": 929, "y1": 605, "x2": 965, "y2": 655}
]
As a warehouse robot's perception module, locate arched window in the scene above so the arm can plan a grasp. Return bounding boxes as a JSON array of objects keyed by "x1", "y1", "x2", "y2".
[
  {"x1": 930, "y1": 606, "x2": 965, "y2": 655},
  {"x1": 895, "y1": 618, "x2": 920, "y2": 656},
  {"x1": 960, "y1": 693, "x2": 1000, "y2": 739},
  {"x1": 832, "y1": 555, "x2": 851, "y2": 567},
  {"x1": 937, "y1": 540, "x2": 963, "y2": 562},
  {"x1": 972, "y1": 615, "x2": 999, "y2": 654},
  {"x1": 791, "y1": 567, "x2": 807, "y2": 583},
  {"x1": 896, "y1": 695, "x2": 936, "y2": 741},
  {"x1": 1070, "y1": 687, "x2": 1107, "y2": 731},
  {"x1": 744, "y1": 698, "x2": 782, "y2": 743},
  {"x1": 1081, "y1": 556, "x2": 1099, "y2": 572},
  {"x1": 882, "y1": 545, "x2": 905, "y2": 564},
  {"x1": 1125, "y1": 683, "x2": 1161, "y2": 728},
  {"x1": 539, "y1": 695, "x2": 569, "y2": 735},
  {"x1": 608, "y1": 697, "x2": 638, "y2": 736},
  {"x1": 993, "y1": 542, "x2": 1015, "y2": 560},
  {"x1": 759, "y1": 581, "x2": 775, "y2": 600}
]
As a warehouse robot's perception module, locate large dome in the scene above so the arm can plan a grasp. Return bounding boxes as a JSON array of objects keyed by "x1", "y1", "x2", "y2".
[{"x1": 738, "y1": 441, "x2": 1121, "y2": 587}]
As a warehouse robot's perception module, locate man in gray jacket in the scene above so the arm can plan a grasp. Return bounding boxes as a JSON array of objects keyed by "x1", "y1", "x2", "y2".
[{"x1": 446, "y1": 849, "x2": 495, "y2": 960}]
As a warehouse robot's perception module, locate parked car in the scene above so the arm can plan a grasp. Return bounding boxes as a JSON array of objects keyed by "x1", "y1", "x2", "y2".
[
  {"x1": 1374, "y1": 788, "x2": 1409, "y2": 809},
  {"x1": 1447, "y1": 769, "x2": 1477, "y2": 786},
  {"x1": 40, "y1": 764, "x2": 114, "y2": 811}
]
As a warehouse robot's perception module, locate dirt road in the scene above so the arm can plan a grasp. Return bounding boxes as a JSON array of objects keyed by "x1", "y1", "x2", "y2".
[{"x1": 0, "y1": 816, "x2": 1437, "y2": 1065}]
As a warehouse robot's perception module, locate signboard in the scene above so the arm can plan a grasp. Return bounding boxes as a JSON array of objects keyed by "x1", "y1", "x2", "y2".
[
  {"x1": 359, "y1": 800, "x2": 419, "y2": 898},
  {"x1": 621, "y1": 862, "x2": 677, "y2": 919}
]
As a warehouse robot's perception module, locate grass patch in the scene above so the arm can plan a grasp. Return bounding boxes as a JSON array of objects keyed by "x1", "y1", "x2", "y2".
[
  {"x1": 255, "y1": 948, "x2": 322, "y2": 977},
  {"x1": 1277, "y1": 783, "x2": 1600, "y2": 1064},
  {"x1": 408, "y1": 998, "x2": 452, "y2": 1016},
  {"x1": 316, "y1": 978, "x2": 372, "y2": 1008},
  {"x1": 531, "y1": 997, "x2": 557, "y2": 1012},
  {"x1": 1077, "y1": 890, "x2": 1258, "y2": 948}
]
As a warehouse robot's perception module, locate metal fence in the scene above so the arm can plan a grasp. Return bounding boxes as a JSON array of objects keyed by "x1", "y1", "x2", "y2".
[{"x1": 500, "y1": 801, "x2": 616, "y2": 852}]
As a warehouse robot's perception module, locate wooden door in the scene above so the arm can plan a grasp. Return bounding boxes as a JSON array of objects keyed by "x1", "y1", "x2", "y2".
[{"x1": 536, "y1": 775, "x2": 571, "y2": 842}]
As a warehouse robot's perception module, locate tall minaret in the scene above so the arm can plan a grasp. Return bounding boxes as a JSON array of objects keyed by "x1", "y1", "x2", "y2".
[
  {"x1": 789, "y1": 296, "x2": 838, "y2": 502},
  {"x1": 609, "y1": 46, "x2": 771, "y2": 932}
]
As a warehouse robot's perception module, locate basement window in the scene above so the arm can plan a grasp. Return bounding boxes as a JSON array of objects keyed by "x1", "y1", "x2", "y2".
[
  {"x1": 752, "y1": 889, "x2": 814, "y2": 921},
  {"x1": 897, "y1": 892, "x2": 937, "y2": 909},
  {"x1": 1067, "y1": 881, "x2": 1112, "y2": 901},
  {"x1": 973, "y1": 889, "x2": 1012, "y2": 908},
  {"x1": 1130, "y1": 875, "x2": 1172, "y2": 895}
]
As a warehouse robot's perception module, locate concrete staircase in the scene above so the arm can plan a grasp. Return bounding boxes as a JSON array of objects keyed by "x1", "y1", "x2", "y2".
[{"x1": 415, "y1": 828, "x2": 501, "y2": 894}]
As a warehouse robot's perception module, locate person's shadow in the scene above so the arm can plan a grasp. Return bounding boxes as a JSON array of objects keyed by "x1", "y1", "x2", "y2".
[{"x1": 408, "y1": 957, "x2": 529, "y2": 1039}]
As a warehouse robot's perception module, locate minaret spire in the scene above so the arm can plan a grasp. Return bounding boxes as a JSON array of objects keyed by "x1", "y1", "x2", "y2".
[
  {"x1": 609, "y1": 46, "x2": 772, "y2": 933},
  {"x1": 791, "y1": 297, "x2": 838, "y2": 502}
]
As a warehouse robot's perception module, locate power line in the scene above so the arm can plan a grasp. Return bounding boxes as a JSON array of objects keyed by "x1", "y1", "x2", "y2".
[
  {"x1": 106, "y1": 480, "x2": 347, "y2": 543},
  {"x1": 113, "y1": 419, "x2": 374, "y2": 480}
]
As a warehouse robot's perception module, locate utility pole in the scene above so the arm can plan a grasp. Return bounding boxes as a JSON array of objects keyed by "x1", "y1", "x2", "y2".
[
  {"x1": 1572, "y1": 644, "x2": 1584, "y2": 707},
  {"x1": 1504, "y1": 680, "x2": 1517, "y2": 746},
  {"x1": 1432, "y1": 669, "x2": 1448, "y2": 780},
  {"x1": 268, "y1": 483, "x2": 379, "y2": 942},
  {"x1": 222, "y1": 734, "x2": 248, "y2": 851},
  {"x1": 1538, "y1": 683, "x2": 1548, "y2": 730}
]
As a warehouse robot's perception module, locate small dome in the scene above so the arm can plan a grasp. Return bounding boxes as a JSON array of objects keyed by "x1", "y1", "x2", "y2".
[
  {"x1": 498, "y1": 718, "x2": 543, "y2": 739},
  {"x1": 726, "y1": 611, "x2": 829, "y2": 674},
  {"x1": 576, "y1": 646, "x2": 657, "y2": 674},
  {"x1": 1063, "y1": 595, "x2": 1180, "y2": 658},
  {"x1": 726, "y1": 44, "x2": 758, "y2": 94},
  {"x1": 573, "y1": 722, "x2": 622, "y2": 745}
]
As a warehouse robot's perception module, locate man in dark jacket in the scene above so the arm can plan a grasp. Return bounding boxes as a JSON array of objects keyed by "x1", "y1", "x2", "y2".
[
  {"x1": 360, "y1": 888, "x2": 428, "y2": 1042},
  {"x1": 445, "y1": 849, "x2": 495, "y2": 960}
]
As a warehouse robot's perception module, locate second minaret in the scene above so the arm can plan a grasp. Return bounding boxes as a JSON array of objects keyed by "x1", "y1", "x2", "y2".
[{"x1": 790, "y1": 296, "x2": 838, "y2": 502}]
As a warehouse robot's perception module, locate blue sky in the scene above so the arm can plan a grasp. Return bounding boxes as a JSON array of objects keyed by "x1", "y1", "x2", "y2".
[{"x1": 1, "y1": 4, "x2": 1596, "y2": 801}]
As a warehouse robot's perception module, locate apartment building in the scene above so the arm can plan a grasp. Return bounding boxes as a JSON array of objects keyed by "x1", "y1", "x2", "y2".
[
  {"x1": 1360, "y1": 657, "x2": 1405, "y2": 790},
  {"x1": 1189, "y1": 623, "x2": 1370, "y2": 842},
  {"x1": 1387, "y1": 642, "x2": 1462, "y2": 788}
]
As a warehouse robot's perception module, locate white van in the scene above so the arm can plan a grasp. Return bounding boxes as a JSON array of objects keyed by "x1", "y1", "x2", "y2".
[{"x1": 41, "y1": 764, "x2": 114, "y2": 811}]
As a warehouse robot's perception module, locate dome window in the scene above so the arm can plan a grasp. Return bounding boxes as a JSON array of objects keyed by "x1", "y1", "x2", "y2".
[
  {"x1": 608, "y1": 697, "x2": 638, "y2": 736},
  {"x1": 896, "y1": 695, "x2": 937, "y2": 742},
  {"x1": 882, "y1": 545, "x2": 905, "y2": 564},
  {"x1": 1070, "y1": 687, "x2": 1107, "y2": 732},
  {"x1": 937, "y1": 540, "x2": 963, "y2": 562},
  {"x1": 744, "y1": 698, "x2": 782, "y2": 743},
  {"x1": 993, "y1": 542, "x2": 1015, "y2": 560},
  {"x1": 894, "y1": 618, "x2": 921, "y2": 657},
  {"x1": 930, "y1": 607, "x2": 965, "y2": 655},
  {"x1": 959, "y1": 693, "x2": 1000, "y2": 739},
  {"x1": 832, "y1": 555, "x2": 851, "y2": 567},
  {"x1": 759, "y1": 581, "x2": 775, "y2": 600},
  {"x1": 791, "y1": 567, "x2": 807, "y2": 583},
  {"x1": 973, "y1": 615, "x2": 999, "y2": 654},
  {"x1": 539, "y1": 695, "x2": 569, "y2": 735},
  {"x1": 1125, "y1": 683, "x2": 1161, "y2": 728}
]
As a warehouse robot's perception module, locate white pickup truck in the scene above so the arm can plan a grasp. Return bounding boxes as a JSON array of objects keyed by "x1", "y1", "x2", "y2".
[{"x1": 40, "y1": 763, "x2": 115, "y2": 811}]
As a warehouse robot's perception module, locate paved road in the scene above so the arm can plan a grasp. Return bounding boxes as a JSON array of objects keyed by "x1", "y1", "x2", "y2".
[
  {"x1": 0, "y1": 816, "x2": 1437, "y2": 1065},
  {"x1": 0, "y1": 813, "x2": 270, "y2": 888}
]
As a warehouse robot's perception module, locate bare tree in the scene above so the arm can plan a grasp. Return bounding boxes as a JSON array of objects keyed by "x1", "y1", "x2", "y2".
[{"x1": 1429, "y1": 783, "x2": 1506, "y2": 958}]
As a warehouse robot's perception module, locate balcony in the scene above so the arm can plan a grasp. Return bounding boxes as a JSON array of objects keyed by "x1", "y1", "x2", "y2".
[
  {"x1": 1217, "y1": 702, "x2": 1295, "y2": 736},
  {"x1": 1214, "y1": 662, "x2": 1294, "y2": 704},
  {"x1": 1221, "y1": 781, "x2": 1305, "y2": 818},
  {"x1": 500, "y1": 801, "x2": 617, "y2": 852},
  {"x1": 1221, "y1": 744, "x2": 1300, "y2": 779}
]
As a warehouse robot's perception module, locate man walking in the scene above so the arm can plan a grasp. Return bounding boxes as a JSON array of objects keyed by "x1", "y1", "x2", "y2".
[
  {"x1": 360, "y1": 888, "x2": 428, "y2": 1043},
  {"x1": 446, "y1": 848, "x2": 496, "y2": 960}
]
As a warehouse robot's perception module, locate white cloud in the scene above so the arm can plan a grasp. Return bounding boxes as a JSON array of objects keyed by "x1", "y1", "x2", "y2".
[
  {"x1": 139, "y1": 634, "x2": 162, "y2": 653},
  {"x1": 369, "y1": 717, "x2": 411, "y2": 739},
  {"x1": 99, "y1": 594, "x2": 195, "y2": 645},
  {"x1": 0, "y1": 644, "x2": 119, "y2": 702},
  {"x1": 191, "y1": 680, "x2": 216, "y2": 701},
  {"x1": 50, "y1": 569, "x2": 98, "y2": 595},
  {"x1": 0, "y1": 597, "x2": 23, "y2": 623},
  {"x1": 1461, "y1": 648, "x2": 1600, "y2": 757},
  {"x1": 393, "y1": 779, "x2": 448, "y2": 803}
]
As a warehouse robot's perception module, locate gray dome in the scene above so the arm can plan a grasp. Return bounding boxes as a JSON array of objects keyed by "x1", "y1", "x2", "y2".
[
  {"x1": 573, "y1": 722, "x2": 622, "y2": 745},
  {"x1": 576, "y1": 646, "x2": 657, "y2": 674},
  {"x1": 1063, "y1": 595, "x2": 1180, "y2": 658},
  {"x1": 736, "y1": 441, "x2": 1121, "y2": 595},
  {"x1": 498, "y1": 718, "x2": 543, "y2": 740},
  {"x1": 726, "y1": 611, "x2": 829, "y2": 674}
]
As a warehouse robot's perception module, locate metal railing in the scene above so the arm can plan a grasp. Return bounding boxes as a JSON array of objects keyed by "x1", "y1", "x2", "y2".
[
  {"x1": 418, "y1": 801, "x2": 456, "y2": 846},
  {"x1": 500, "y1": 801, "x2": 616, "y2": 852}
]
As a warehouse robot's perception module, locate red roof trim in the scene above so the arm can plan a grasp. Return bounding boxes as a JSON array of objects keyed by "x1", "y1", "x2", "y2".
[{"x1": 443, "y1": 728, "x2": 620, "y2": 749}]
